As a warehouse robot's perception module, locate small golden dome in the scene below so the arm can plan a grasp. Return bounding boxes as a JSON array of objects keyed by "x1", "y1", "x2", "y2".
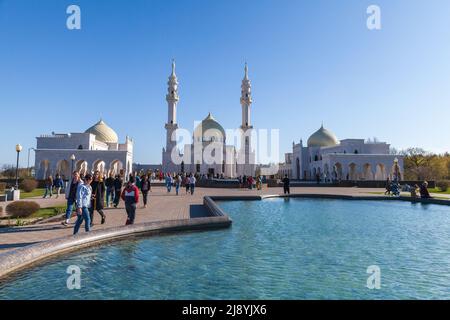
[
  {"x1": 307, "y1": 125, "x2": 338, "y2": 147},
  {"x1": 85, "y1": 120, "x2": 119, "y2": 144}
]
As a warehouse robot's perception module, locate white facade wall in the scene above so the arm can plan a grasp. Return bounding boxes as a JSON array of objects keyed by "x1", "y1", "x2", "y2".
[
  {"x1": 35, "y1": 133, "x2": 133, "y2": 180},
  {"x1": 288, "y1": 139, "x2": 402, "y2": 181}
]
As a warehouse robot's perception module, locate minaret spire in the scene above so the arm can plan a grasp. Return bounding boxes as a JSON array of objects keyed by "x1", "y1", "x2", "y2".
[
  {"x1": 166, "y1": 59, "x2": 179, "y2": 126},
  {"x1": 171, "y1": 59, "x2": 176, "y2": 77},
  {"x1": 244, "y1": 62, "x2": 248, "y2": 80},
  {"x1": 240, "y1": 62, "x2": 252, "y2": 129}
]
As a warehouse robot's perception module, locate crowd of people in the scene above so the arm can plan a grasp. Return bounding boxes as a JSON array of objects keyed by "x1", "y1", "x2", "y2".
[
  {"x1": 54, "y1": 169, "x2": 272, "y2": 235},
  {"x1": 59, "y1": 169, "x2": 205, "y2": 235}
]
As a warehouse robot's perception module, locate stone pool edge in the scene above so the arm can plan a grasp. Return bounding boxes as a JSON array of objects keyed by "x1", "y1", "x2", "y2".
[
  {"x1": 210, "y1": 193, "x2": 450, "y2": 206},
  {"x1": 0, "y1": 199, "x2": 231, "y2": 280}
]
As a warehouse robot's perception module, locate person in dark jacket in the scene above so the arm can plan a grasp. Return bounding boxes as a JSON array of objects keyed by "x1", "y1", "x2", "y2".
[
  {"x1": 282, "y1": 175, "x2": 290, "y2": 195},
  {"x1": 53, "y1": 174, "x2": 64, "y2": 198},
  {"x1": 113, "y1": 175, "x2": 123, "y2": 208},
  {"x1": 384, "y1": 177, "x2": 391, "y2": 195},
  {"x1": 43, "y1": 175, "x2": 53, "y2": 198},
  {"x1": 89, "y1": 171, "x2": 106, "y2": 226},
  {"x1": 140, "y1": 175, "x2": 151, "y2": 208},
  {"x1": 62, "y1": 171, "x2": 81, "y2": 227},
  {"x1": 121, "y1": 177, "x2": 139, "y2": 225},
  {"x1": 105, "y1": 172, "x2": 115, "y2": 208}
]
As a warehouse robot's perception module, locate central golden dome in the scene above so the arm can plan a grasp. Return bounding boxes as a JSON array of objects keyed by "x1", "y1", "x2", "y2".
[
  {"x1": 194, "y1": 113, "x2": 226, "y2": 142},
  {"x1": 307, "y1": 125, "x2": 338, "y2": 147},
  {"x1": 85, "y1": 120, "x2": 119, "y2": 144}
]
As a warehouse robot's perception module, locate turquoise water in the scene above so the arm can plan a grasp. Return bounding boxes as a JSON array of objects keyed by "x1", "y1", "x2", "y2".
[{"x1": 0, "y1": 198, "x2": 449, "y2": 299}]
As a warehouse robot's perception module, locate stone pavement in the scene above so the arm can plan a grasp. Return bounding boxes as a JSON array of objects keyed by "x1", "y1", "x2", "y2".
[{"x1": 0, "y1": 186, "x2": 435, "y2": 254}]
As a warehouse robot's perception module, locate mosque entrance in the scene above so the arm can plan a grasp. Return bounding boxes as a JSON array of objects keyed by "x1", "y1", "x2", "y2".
[{"x1": 208, "y1": 168, "x2": 215, "y2": 176}]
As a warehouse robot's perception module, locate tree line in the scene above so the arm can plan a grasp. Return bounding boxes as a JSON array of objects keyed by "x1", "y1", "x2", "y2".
[{"x1": 400, "y1": 148, "x2": 450, "y2": 181}]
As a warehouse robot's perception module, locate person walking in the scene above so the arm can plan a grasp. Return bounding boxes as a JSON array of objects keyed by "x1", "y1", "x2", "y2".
[
  {"x1": 121, "y1": 177, "x2": 139, "y2": 225},
  {"x1": 165, "y1": 173, "x2": 173, "y2": 193},
  {"x1": 242, "y1": 175, "x2": 247, "y2": 189},
  {"x1": 184, "y1": 174, "x2": 190, "y2": 194},
  {"x1": 113, "y1": 174, "x2": 123, "y2": 208},
  {"x1": 247, "y1": 176, "x2": 253, "y2": 190},
  {"x1": 43, "y1": 175, "x2": 53, "y2": 198},
  {"x1": 135, "y1": 172, "x2": 142, "y2": 190},
  {"x1": 53, "y1": 174, "x2": 64, "y2": 199},
  {"x1": 175, "y1": 174, "x2": 182, "y2": 195},
  {"x1": 282, "y1": 174, "x2": 290, "y2": 195},
  {"x1": 89, "y1": 171, "x2": 106, "y2": 227},
  {"x1": 105, "y1": 172, "x2": 115, "y2": 208},
  {"x1": 141, "y1": 174, "x2": 151, "y2": 208},
  {"x1": 189, "y1": 174, "x2": 196, "y2": 195},
  {"x1": 62, "y1": 171, "x2": 81, "y2": 227},
  {"x1": 257, "y1": 175, "x2": 263, "y2": 190},
  {"x1": 73, "y1": 174, "x2": 93, "y2": 235}
]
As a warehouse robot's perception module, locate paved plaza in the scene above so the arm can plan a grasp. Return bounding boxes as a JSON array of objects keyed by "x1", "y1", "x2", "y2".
[{"x1": 0, "y1": 186, "x2": 447, "y2": 254}]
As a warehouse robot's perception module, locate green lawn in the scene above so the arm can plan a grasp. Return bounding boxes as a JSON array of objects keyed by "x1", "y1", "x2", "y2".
[
  {"x1": 20, "y1": 188, "x2": 45, "y2": 199},
  {"x1": 428, "y1": 188, "x2": 450, "y2": 195},
  {"x1": 31, "y1": 204, "x2": 67, "y2": 219}
]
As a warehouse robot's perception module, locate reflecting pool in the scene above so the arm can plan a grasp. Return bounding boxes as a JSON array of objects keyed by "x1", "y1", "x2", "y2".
[{"x1": 0, "y1": 198, "x2": 449, "y2": 299}]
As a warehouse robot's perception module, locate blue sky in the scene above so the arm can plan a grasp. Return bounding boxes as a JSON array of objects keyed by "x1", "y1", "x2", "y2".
[{"x1": 1, "y1": 0, "x2": 450, "y2": 167}]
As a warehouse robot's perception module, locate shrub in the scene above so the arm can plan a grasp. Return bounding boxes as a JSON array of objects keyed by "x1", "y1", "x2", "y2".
[
  {"x1": 20, "y1": 179, "x2": 38, "y2": 193},
  {"x1": 436, "y1": 181, "x2": 449, "y2": 192},
  {"x1": 0, "y1": 182, "x2": 6, "y2": 193},
  {"x1": 6, "y1": 201, "x2": 40, "y2": 218}
]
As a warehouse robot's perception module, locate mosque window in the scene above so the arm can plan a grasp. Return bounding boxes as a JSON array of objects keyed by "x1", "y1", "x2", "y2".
[
  {"x1": 354, "y1": 150, "x2": 358, "y2": 154},
  {"x1": 78, "y1": 145, "x2": 83, "y2": 150}
]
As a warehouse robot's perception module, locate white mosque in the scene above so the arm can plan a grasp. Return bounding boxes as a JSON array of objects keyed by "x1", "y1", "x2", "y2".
[
  {"x1": 278, "y1": 125, "x2": 404, "y2": 181},
  {"x1": 162, "y1": 61, "x2": 256, "y2": 177},
  {"x1": 34, "y1": 120, "x2": 133, "y2": 180}
]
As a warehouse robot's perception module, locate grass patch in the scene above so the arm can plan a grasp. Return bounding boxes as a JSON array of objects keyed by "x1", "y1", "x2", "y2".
[
  {"x1": 31, "y1": 204, "x2": 66, "y2": 219},
  {"x1": 428, "y1": 188, "x2": 450, "y2": 195},
  {"x1": 20, "y1": 188, "x2": 45, "y2": 199}
]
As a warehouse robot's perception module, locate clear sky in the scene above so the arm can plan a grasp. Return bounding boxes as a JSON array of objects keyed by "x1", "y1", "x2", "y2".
[{"x1": 1, "y1": 0, "x2": 450, "y2": 168}]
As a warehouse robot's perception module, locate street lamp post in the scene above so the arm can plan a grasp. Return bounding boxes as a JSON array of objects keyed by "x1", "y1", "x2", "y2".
[
  {"x1": 71, "y1": 154, "x2": 76, "y2": 173},
  {"x1": 15, "y1": 144, "x2": 23, "y2": 190}
]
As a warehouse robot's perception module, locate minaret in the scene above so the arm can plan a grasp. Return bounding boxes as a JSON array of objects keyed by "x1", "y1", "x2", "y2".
[
  {"x1": 240, "y1": 62, "x2": 253, "y2": 129},
  {"x1": 163, "y1": 60, "x2": 180, "y2": 173},
  {"x1": 165, "y1": 59, "x2": 179, "y2": 151},
  {"x1": 239, "y1": 63, "x2": 256, "y2": 176}
]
